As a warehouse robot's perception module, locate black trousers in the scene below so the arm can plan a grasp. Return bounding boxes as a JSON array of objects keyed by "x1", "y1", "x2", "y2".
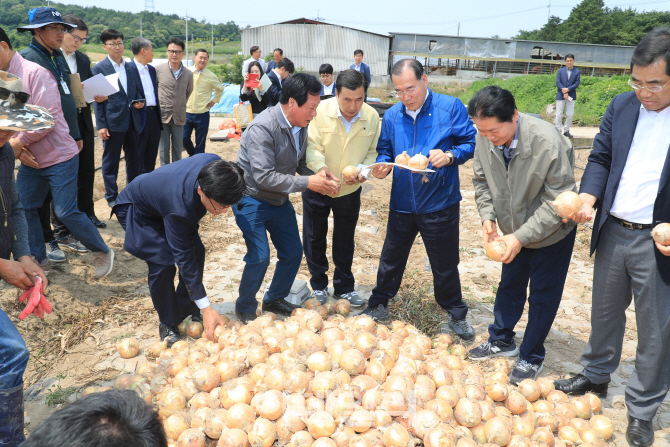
[
  {"x1": 302, "y1": 188, "x2": 361, "y2": 294},
  {"x1": 368, "y1": 203, "x2": 467, "y2": 320},
  {"x1": 115, "y1": 203, "x2": 201, "y2": 326},
  {"x1": 49, "y1": 109, "x2": 97, "y2": 239},
  {"x1": 137, "y1": 107, "x2": 162, "y2": 175},
  {"x1": 102, "y1": 129, "x2": 139, "y2": 203}
]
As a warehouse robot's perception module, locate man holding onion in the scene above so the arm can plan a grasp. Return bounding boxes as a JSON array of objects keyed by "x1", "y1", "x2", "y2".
[
  {"x1": 304, "y1": 69, "x2": 380, "y2": 307},
  {"x1": 466, "y1": 85, "x2": 577, "y2": 384},
  {"x1": 554, "y1": 28, "x2": 670, "y2": 447},
  {"x1": 366, "y1": 59, "x2": 477, "y2": 342}
]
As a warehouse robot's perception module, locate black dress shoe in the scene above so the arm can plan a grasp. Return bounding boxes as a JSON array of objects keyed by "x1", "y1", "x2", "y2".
[
  {"x1": 554, "y1": 373, "x2": 609, "y2": 397},
  {"x1": 235, "y1": 310, "x2": 257, "y2": 325},
  {"x1": 564, "y1": 131, "x2": 574, "y2": 138},
  {"x1": 89, "y1": 215, "x2": 106, "y2": 228},
  {"x1": 159, "y1": 323, "x2": 182, "y2": 348},
  {"x1": 626, "y1": 415, "x2": 654, "y2": 447},
  {"x1": 262, "y1": 298, "x2": 300, "y2": 316}
]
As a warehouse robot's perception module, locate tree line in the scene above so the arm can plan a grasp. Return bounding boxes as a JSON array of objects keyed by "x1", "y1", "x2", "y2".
[
  {"x1": 515, "y1": 0, "x2": 670, "y2": 46},
  {"x1": 2, "y1": 0, "x2": 241, "y2": 49}
]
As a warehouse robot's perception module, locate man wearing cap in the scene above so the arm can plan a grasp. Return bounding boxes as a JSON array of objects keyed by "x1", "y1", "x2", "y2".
[
  {"x1": 0, "y1": 27, "x2": 115, "y2": 278},
  {"x1": 0, "y1": 70, "x2": 51, "y2": 447},
  {"x1": 17, "y1": 7, "x2": 89, "y2": 264}
]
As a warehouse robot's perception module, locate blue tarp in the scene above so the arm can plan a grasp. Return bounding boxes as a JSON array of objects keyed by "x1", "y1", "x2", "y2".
[{"x1": 210, "y1": 84, "x2": 241, "y2": 114}]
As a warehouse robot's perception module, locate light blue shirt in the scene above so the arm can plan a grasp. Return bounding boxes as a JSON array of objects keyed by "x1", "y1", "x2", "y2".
[
  {"x1": 337, "y1": 107, "x2": 361, "y2": 134},
  {"x1": 170, "y1": 63, "x2": 183, "y2": 79},
  {"x1": 279, "y1": 106, "x2": 302, "y2": 155}
]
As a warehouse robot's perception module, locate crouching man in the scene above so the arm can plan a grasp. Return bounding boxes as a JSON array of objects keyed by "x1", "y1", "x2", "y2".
[{"x1": 467, "y1": 86, "x2": 577, "y2": 384}]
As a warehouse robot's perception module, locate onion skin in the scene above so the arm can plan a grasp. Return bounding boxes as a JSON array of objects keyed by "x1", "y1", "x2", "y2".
[
  {"x1": 342, "y1": 165, "x2": 361, "y2": 183},
  {"x1": 117, "y1": 338, "x2": 140, "y2": 358},
  {"x1": 549, "y1": 191, "x2": 582, "y2": 220},
  {"x1": 176, "y1": 428, "x2": 206, "y2": 447},
  {"x1": 588, "y1": 415, "x2": 613, "y2": 440},
  {"x1": 486, "y1": 240, "x2": 507, "y2": 262},
  {"x1": 218, "y1": 429, "x2": 250, "y2": 447},
  {"x1": 395, "y1": 151, "x2": 410, "y2": 165},
  {"x1": 454, "y1": 398, "x2": 482, "y2": 427},
  {"x1": 382, "y1": 423, "x2": 410, "y2": 447},
  {"x1": 307, "y1": 411, "x2": 336, "y2": 439},
  {"x1": 408, "y1": 154, "x2": 429, "y2": 170}
]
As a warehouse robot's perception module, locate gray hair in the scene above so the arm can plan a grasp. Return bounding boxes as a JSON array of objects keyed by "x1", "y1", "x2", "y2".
[
  {"x1": 131, "y1": 37, "x2": 152, "y2": 56},
  {"x1": 390, "y1": 59, "x2": 424, "y2": 80}
]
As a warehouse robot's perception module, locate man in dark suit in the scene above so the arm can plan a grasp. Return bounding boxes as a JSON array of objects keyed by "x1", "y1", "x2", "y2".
[
  {"x1": 113, "y1": 156, "x2": 245, "y2": 345},
  {"x1": 266, "y1": 58, "x2": 294, "y2": 107},
  {"x1": 555, "y1": 28, "x2": 670, "y2": 447},
  {"x1": 350, "y1": 50, "x2": 371, "y2": 102},
  {"x1": 61, "y1": 15, "x2": 106, "y2": 228},
  {"x1": 265, "y1": 48, "x2": 283, "y2": 74},
  {"x1": 555, "y1": 53, "x2": 581, "y2": 138},
  {"x1": 91, "y1": 29, "x2": 145, "y2": 208},
  {"x1": 129, "y1": 37, "x2": 162, "y2": 175}
]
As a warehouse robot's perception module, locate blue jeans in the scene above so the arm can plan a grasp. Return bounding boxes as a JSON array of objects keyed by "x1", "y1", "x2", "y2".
[
  {"x1": 0, "y1": 307, "x2": 29, "y2": 390},
  {"x1": 233, "y1": 196, "x2": 303, "y2": 314},
  {"x1": 17, "y1": 156, "x2": 109, "y2": 261},
  {"x1": 488, "y1": 228, "x2": 576, "y2": 364},
  {"x1": 183, "y1": 112, "x2": 210, "y2": 156}
]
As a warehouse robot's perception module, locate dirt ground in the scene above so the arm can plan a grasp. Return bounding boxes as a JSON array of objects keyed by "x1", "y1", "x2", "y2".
[{"x1": 2, "y1": 131, "x2": 668, "y2": 445}]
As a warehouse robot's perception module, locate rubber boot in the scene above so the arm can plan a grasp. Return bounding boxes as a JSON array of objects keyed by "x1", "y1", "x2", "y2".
[{"x1": 0, "y1": 383, "x2": 25, "y2": 447}]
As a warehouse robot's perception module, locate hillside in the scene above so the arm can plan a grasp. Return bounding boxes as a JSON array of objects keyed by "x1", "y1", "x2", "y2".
[{"x1": 2, "y1": 0, "x2": 241, "y2": 49}]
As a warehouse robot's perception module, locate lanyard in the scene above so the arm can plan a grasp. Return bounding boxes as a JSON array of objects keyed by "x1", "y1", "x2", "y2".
[{"x1": 30, "y1": 43, "x2": 64, "y2": 81}]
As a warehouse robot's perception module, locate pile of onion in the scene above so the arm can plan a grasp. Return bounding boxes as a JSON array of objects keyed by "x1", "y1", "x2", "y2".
[{"x1": 103, "y1": 309, "x2": 616, "y2": 447}]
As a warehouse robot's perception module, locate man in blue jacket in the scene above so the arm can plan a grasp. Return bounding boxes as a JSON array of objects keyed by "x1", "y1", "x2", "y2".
[
  {"x1": 92, "y1": 29, "x2": 145, "y2": 208},
  {"x1": 555, "y1": 54, "x2": 580, "y2": 138},
  {"x1": 266, "y1": 58, "x2": 294, "y2": 107},
  {"x1": 350, "y1": 50, "x2": 371, "y2": 86},
  {"x1": 366, "y1": 59, "x2": 477, "y2": 342},
  {"x1": 114, "y1": 155, "x2": 245, "y2": 345},
  {"x1": 554, "y1": 28, "x2": 670, "y2": 447}
]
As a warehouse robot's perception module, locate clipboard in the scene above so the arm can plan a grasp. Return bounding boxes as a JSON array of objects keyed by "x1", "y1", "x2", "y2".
[
  {"x1": 69, "y1": 73, "x2": 87, "y2": 108},
  {"x1": 260, "y1": 74, "x2": 272, "y2": 95}
]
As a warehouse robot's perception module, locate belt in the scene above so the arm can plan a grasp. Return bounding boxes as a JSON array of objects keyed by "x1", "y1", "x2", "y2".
[
  {"x1": 145, "y1": 106, "x2": 157, "y2": 110},
  {"x1": 608, "y1": 213, "x2": 652, "y2": 230}
]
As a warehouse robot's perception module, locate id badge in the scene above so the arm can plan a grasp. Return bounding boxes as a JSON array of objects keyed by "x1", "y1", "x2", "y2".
[{"x1": 61, "y1": 79, "x2": 70, "y2": 95}]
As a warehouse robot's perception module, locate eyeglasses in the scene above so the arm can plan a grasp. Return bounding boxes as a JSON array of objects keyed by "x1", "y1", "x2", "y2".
[
  {"x1": 0, "y1": 87, "x2": 30, "y2": 104},
  {"x1": 394, "y1": 82, "x2": 421, "y2": 98},
  {"x1": 167, "y1": 50, "x2": 184, "y2": 55},
  {"x1": 70, "y1": 35, "x2": 87, "y2": 44},
  {"x1": 208, "y1": 197, "x2": 231, "y2": 212},
  {"x1": 628, "y1": 78, "x2": 670, "y2": 93},
  {"x1": 104, "y1": 42, "x2": 124, "y2": 48},
  {"x1": 45, "y1": 25, "x2": 67, "y2": 34}
]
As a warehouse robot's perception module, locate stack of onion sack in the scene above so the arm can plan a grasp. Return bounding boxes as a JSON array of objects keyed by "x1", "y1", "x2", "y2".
[{"x1": 94, "y1": 310, "x2": 614, "y2": 447}]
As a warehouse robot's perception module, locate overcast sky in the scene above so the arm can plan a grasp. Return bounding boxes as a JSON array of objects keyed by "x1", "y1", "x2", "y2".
[{"x1": 53, "y1": 0, "x2": 670, "y2": 39}]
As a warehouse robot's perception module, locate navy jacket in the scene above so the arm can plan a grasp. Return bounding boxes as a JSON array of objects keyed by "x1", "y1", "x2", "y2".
[
  {"x1": 116, "y1": 153, "x2": 221, "y2": 300},
  {"x1": 320, "y1": 82, "x2": 336, "y2": 97},
  {"x1": 350, "y1": 62, "x2": 371, "y2": 85},
  {"x1": 266, "y1": 70, "x2": 282, "y2": 107},
  {"x1": 73, "y1": 50, "x2": 94, "y2": 133},
  {"x1": 580, "y1": 91, "x2": 670, "y2": 283},
  {"x1": 129, "y1": 60, "x2": 162, "y2": 134},
  {"x1": 376, "y1": 89, "x2": 476, "y2": 214},
  {"x1": 555, "y1": 66, "x2": 581, "y2": 100},
  {"x1": 91, "y1": 58, "x2": 143, "y2": 133},
  {"x1": 265, "y1": 59, "x2": 276, "y2": 74}
]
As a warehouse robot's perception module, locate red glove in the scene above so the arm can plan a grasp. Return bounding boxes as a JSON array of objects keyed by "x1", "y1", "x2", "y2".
[{"x1": 18, "y1": 277, "x2": 51, "y2": 320}]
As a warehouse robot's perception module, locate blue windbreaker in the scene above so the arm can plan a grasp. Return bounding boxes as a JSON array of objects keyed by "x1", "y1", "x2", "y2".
[{"x1": 376, "y1": 89, "x2": 477, "y2": 214}]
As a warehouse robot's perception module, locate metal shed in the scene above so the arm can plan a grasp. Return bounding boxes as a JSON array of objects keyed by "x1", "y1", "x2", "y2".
[{"x1": 241, "y1": 19, "x2": 391, "y2": 76}]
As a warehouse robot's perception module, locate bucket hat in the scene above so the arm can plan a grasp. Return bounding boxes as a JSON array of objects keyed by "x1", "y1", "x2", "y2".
[
  {"x1": 0, "y1": 72, "x2": 54, "y2": 132},
  {"x1": 16, "y1": 7, "x2": 76, "y2": 32}
]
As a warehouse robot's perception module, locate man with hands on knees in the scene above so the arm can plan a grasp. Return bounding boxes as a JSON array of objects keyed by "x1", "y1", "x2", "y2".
[
  {"x1": 466, "y1": 86, "x2": 577, "y2": 384},
  {"x1": 554, "y1": 28, "x2": 670, "y2": 447},
  {"x1": 113, "y1": 156, "x2": 245, "y2": 346},
  {"x1": 304, "y1": 69, "x2": 380, "y2": 307},
  {"x1": 0, "y1": 77, "x2": 51, "y2": 447},
  {"x1": 365, "y1": 59, "x2": 477, "y2": 343},
  {"x1": 234, "y1": 74, "x2": 340, "y2": 324}
]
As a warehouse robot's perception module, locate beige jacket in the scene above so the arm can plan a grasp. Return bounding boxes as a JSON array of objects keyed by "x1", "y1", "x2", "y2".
[
  {"x1": 156, "y1": 63, "x2": 193, "y2": 125},
  {"x1": 472, "y1": 113, "x2": 577, "y2": 249},
  {"x1": 306, "y1": 98, "x2": 380, "y2": 198}
]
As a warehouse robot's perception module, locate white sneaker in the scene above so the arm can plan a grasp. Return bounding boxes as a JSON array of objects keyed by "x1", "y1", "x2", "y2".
[{"x1": 93, "y1": 249, "x2": 114, "y2": 278}]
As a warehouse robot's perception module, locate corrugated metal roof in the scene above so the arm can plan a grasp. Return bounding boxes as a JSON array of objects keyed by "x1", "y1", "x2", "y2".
[{"x1": 242, "y1": 23, "x2": 390, "y2": 75}]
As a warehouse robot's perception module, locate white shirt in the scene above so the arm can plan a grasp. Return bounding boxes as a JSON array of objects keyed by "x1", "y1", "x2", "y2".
[
  {"x1": 405, "y1": 89, "x2": 429, "y2": 121},
  {"x1": 133, "y1": 58, "x2": 157, "y2": 106},
  {"x1": 280, "y1": 105, "x2": 302, "y2": 155},
  {"x1": 63, "y1": 50, "x2": 77, "y2": 74},
  {"x1": 273, "y1": 69, "x2": 283, "y2": 87},
  {"x1": 610, "y1": 105, "x2": 670, "y2": 223},
  {"x1": 107, "y1": 55, "x2": 128, "y2": 94},
  {"x1": 337, "y1": 107, "x2": 361, "y2": 134},
  {"x1": 242, "y1": 57, "x2": 266, "y2": 75},
  {"x1": 323, "y1": 83, "x2": 335, "y2": 96}
]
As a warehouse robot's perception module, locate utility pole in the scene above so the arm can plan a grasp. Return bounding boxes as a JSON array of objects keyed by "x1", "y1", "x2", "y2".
[
  {"x1": 140, "y1": 17, "x2": 143, "y2": 37},
  {"x1": 211, "y1": 24, "x2": 214, "y2": 60},
  {"x1": 457, "y1": 23, "x2": 460, "y2": 36},
  {"x1": 548, "y1": 0, "x2": 551, "y2": 21},
  {"x1": 185, "y1": 10, "x2": 189, "y2": 65}
]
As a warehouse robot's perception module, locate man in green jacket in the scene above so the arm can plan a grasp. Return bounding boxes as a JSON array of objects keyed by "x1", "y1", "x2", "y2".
[{"x1": 467, "y1": 86, "x2": 577, "y2": 383}]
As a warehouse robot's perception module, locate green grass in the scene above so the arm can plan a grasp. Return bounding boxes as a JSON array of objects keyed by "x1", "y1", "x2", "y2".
[{"x1": 459, "y1": 74, "x2": 630, "y2": 126}]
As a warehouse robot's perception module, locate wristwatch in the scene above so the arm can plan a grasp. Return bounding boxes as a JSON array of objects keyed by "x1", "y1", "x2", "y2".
[{"x1": 445, "y1": 151, "x2": 454, "y2": 165}]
